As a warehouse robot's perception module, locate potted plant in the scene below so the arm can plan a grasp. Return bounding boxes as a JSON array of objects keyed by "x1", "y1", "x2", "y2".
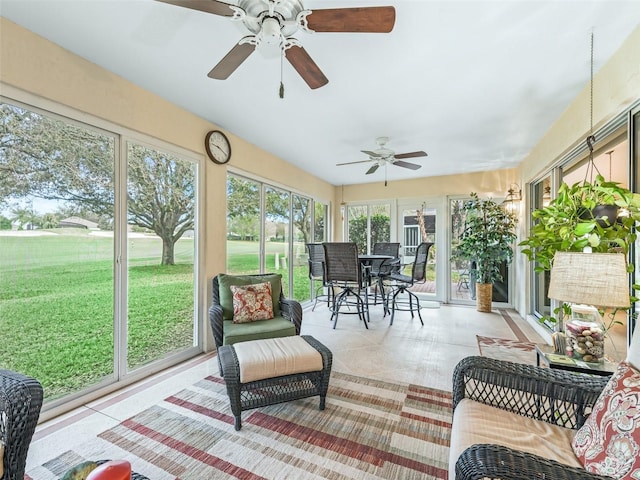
[
  {"x1": 455, "y1": 193, "x2": 518, "y2": 312},
  {"x1": 520, "y1": 174, "x2": 640, "y2": 331}
]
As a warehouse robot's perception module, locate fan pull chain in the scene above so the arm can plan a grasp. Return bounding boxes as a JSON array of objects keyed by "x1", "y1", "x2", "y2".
[{"x1": 279, "y1": 49, "x2": 285, "y2": 99}]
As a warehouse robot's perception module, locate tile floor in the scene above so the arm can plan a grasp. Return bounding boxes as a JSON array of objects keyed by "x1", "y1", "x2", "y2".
[{"x1": 26, "y1": 301, "x2": 546, "y2": 474}]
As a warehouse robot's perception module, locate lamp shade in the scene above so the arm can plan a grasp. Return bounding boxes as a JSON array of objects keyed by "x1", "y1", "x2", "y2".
[{"x1": 548, "y1": 252, "x2": 629, "y2": 308}]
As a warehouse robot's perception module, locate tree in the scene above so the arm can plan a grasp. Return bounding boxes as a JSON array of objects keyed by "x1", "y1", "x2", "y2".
[
  {"x1": 9, "y1": 206, "x2": 36, "y2": 230},
  {"x1": 226, "y1": 175, "x2": 313, "y2": 245},
  {"x1": 40, "y1": 213, "x2": 60, "y2": 229},
  {"x1": 1, "y1": 103, "x2": 195, "y2": 265},
  {"x1": 226, "y1": 176, "x2": 261, "y2": 241},
  {"x1": 0, "y1": 215, "x2": 11, "y2": 230},
  {"x1": 127, "y1": 144, "x2": 195, "y2": 265},
  {"x1": 348, "y1": 213, "x2": 390, "y2": 253}
]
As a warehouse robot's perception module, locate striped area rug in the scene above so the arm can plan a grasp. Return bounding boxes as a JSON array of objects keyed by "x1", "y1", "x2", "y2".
[{"x1": 31, "y1": 371, "x2": 452, "y2": 479}]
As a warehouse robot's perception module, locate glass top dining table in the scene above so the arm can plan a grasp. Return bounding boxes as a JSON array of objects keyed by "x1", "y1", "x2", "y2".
[{"x1": 357, "y1": 255, "x2": 394, "y2": 310}]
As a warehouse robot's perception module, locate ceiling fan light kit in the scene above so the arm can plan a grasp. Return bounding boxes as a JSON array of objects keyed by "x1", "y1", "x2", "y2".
[
  {"x1": 157, "y1": 0, "x2": 395, "y2": 90},
  {"x1": 336, "y1": 136, "x2": 428, "y2": 185}
]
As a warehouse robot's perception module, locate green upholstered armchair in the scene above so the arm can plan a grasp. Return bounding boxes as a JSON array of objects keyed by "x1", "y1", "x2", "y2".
[{"x1": 209, "y1": 273, "x2": 302, "y2": 350}]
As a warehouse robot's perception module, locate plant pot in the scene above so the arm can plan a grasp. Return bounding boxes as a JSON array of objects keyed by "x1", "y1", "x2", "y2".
[
  {"x1": 476, "y1": 283, "x2": 492, "y2": 312},
  {"x1": 579, "y1": 204, "x2": 619, "y2": 227}
]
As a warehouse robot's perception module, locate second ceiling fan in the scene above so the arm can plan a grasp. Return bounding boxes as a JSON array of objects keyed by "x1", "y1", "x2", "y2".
[
  {"x1": 156, "y1": 0, "x2": 396, "y2": 90},
  {"x1": 337, "y1": 136, "x2": 428, "y2": 175}
]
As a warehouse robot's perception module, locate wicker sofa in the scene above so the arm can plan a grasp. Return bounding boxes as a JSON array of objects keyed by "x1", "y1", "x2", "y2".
[
  {"x1": 449, "y1": 327, "x2": 640, "y2": 480},
  {"x1": 0, "y1": 369, "x2": 43, "y2": 480}
]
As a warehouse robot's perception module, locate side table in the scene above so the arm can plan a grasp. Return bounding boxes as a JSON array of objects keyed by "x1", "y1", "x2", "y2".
[{"x1": 535, "y1": 344, "x2": 616, "y2": 376}]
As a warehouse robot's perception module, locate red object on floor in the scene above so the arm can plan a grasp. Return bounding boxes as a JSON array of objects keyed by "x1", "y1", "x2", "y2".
[{"x1": 86, "y1": 460, "x2": 132, "y2": 480}]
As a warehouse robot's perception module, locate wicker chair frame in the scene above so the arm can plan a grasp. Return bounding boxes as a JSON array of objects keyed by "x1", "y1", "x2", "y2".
[
  {"x1": 0, "y1": 369, "x2": 43, "y2": 480},
  {"x1": 452, "y1": 356, "x2": 611, "y2": 480},
  {"x1": 209, "y1": 274, "x2": 303, "y2": 349},
  {"x1": 218, "y1": 335, "x2": 333, "y2": 430}
]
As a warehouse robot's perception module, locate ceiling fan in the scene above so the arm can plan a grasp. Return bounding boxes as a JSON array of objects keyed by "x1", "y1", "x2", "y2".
[
  {"x1": 156, "y1": 0, "x2": 395, "y2": 90},
  {"x1": 336, "y1": 136, "x2": 428, "y2": 176}
]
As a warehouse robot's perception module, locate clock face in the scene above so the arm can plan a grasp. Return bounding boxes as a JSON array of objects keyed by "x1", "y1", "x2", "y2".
[{"x1": 205, "y1": 130, "x2": 231, "y2": 165}]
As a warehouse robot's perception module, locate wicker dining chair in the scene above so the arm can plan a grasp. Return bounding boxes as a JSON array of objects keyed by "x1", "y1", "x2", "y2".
[
  {"x1": 322, "y1": 242, "x2": 369, "y2": 329},
  {"x1": 0, "y1": 369, "x2": 43, "y2": 480},
  {"x1": 306, "y1": 243, "x2": 333, "y2": 311},
  {"x1": 386, "y1": 242, "x2": 433, "y2": 325}
]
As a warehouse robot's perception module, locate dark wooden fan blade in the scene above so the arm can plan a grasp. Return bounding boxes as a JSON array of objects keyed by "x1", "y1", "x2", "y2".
[
  {"x1": 366, "y1": 164, "x2": 380, "y2": 175},
  {"x1": 336, "y1": 159, "x2": 374, "y2": 166},
  {"x1": 393, "y1": 160, "x2": 422, "y2": 170},
  {"x1": 394, "y1": 151, "x2": 428, "y2": 159},
  {"x1": 306, "y1": 7, "x2": 396, "y2": 33},
  {"x1": 207, "y1": 41, "x2": 255, "y2": 79},
  {"x1": 361, "y1": 150, "x2": 382, "y2": 157},
  {"x1": 285, "y1": 46, "x2": 328, "y2": 89},
  {"x1": 155, "y1": 0, "x2": 236, "y2": 17}
]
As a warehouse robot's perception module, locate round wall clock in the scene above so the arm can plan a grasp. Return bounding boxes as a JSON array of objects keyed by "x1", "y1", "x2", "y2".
[{"x1": 205, "y1": 130, "x2": 231, "y2": 165}]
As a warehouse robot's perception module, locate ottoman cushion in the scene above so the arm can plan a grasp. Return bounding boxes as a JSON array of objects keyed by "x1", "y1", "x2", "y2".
[{"x1": 233, "y1": 336, "x2": 324, "y2": 383}]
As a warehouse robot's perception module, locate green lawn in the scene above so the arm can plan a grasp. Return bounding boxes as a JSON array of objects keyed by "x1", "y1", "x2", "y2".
[
  {"x1": 226, "y1": 240, "x2": 311, "y2": 301},
  {"x1": 0, "y1": 230, "x2": 194, "y2": 399},
  {"x1": 0, "y1": 232, "x2": 313, "y2": 400}
]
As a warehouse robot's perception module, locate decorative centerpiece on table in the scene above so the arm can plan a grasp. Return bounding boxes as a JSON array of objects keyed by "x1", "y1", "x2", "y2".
[{"x1": 564, "y1": 305, "x2": 605, "y2": 362}]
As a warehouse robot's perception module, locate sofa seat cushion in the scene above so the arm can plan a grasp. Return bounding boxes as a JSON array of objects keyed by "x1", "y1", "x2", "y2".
[
  {"x1": 222, "y1": 317, "x2": 296, "y2": 346},
  {"x1": 449, "y1": 398, "x2": 582, "y2": 478}
]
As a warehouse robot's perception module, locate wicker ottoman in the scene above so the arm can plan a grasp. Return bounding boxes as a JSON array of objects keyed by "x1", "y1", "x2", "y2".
[{"x1": 218, "y1": 335, "x2": 332, "y2": 430}]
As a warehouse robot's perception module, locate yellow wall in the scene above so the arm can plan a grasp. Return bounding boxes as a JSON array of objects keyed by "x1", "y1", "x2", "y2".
[{"x1": 332, "y1": 168, "x2": 518, "y2": 241}]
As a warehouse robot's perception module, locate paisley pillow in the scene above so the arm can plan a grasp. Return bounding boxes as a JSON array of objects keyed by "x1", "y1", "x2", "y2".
[
  {"x1": 572, "y1": 361, "x2": 640, "y2": 479},
  {"x1": 230, "y1": 282, "x2": 274, "y2": 323}
]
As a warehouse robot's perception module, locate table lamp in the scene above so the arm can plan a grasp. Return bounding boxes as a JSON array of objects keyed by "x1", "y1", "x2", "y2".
[{"x1": 547, "y1": 251, "x2": 629, "y2": 357}]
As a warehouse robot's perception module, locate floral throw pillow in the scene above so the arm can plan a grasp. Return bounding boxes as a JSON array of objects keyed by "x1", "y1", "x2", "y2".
[
  {"x1": 572, "y1": 361, "x2": 640, "y2": 479},
  {"x1": 230, "y1": 282, "x2": 274, "y2": 324}
]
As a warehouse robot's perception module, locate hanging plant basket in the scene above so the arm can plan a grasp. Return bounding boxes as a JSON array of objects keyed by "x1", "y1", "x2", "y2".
[{"x1": 579, "y1": 204, "x2": 619, "y2": 228}]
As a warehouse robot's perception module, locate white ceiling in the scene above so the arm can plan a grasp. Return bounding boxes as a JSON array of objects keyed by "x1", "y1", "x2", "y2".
[{"x1": 1, "y1": 0, "x2": 639, "y2": 186}]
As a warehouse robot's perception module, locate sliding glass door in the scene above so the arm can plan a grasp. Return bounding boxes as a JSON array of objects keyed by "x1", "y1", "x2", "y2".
[
  {"x1": 226, "y1": 173, "x2": 327, "y2": 302},
  {"x1": 0, "y1": 100, "x2": 201, "y2": 407},
  {"x1": 346, "y1": 203, "x2": 391, "y2": 253},
  {"x1": 400, "y1": 205, "x2": 436, "y2": 295},
  {"x1": 531, "y1": 177, "x2": 552, "y2": 326},
  {"x1": 126, "y1": 142, "x2": 198, "y2": 371},
  {"x1": 449, "y1": 197, "x2": 511, "y2": 305}
]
